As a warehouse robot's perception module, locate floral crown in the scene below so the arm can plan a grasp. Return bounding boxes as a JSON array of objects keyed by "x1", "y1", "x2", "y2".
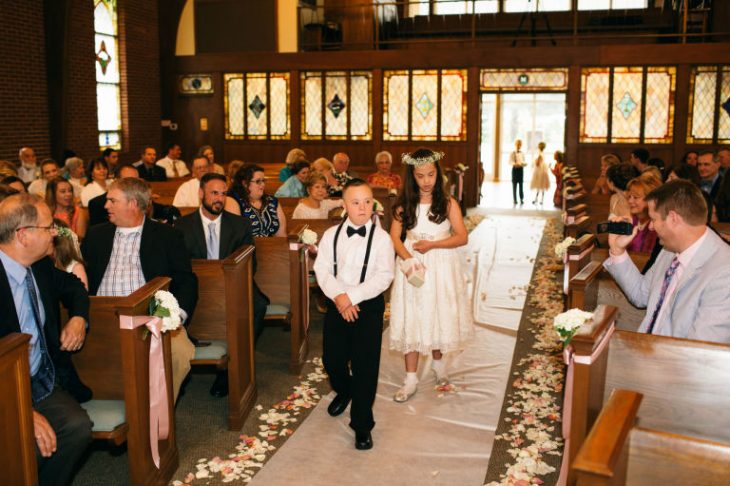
[
  {"x1": 56, "y1": 225, "x2": 74, "y2": 239},
  {"x1": 401, "y1": 150, "x2": 445, "y2": 167}
]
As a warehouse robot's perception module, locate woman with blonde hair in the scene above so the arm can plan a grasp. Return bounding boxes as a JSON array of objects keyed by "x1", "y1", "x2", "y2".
[
  {"x1": 279, "y1": 148, "x2": 307, "y2": 182},
  {"x1": 592, "y1": 153, "x2": 621, "y2": 195},
  {"x1": 292, "y1": 171, "x2": 343, "y2": 219},
  {"x1": 625, "y1": 172, "x2": 662, "y2": 253}
]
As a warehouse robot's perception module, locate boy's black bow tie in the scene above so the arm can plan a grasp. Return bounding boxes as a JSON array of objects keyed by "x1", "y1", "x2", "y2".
[{"x1": 347, "y1": 226, "x2": 366, "y2": 238}]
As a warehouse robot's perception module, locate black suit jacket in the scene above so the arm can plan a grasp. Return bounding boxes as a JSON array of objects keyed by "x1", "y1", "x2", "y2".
[
  {"x1": 175, "y1": 210, "x2": 254, "y2": 260},
  {"x1": 0, "y1": 256, "x2": 89, "y2": 384},
  {"x1": 87, "y1": 192, "x2": 181, "y2": 227},
  {"x1": 138, "y1": 164, "x2": 167, "y2": 182},
  {"x1": 81, "y1": 218, "x2": 198, "y2": 317}
]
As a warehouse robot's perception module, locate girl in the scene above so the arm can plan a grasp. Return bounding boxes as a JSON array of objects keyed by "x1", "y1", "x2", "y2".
[
  {"x1": 530, "y1": 141, "x2": 550, "y2": 205},
  {"x1": 550, "y1": 150, "x2": 564, "y2": 208},
  {"x1": 51, "y1": 219, "x2": 88, "y2": 290},
  {"x1": 46, "y1": 177, "x2": 88, "y2": 239},
  {"x1": 292, "y1": 171, "x2": 343, "y2": 219},
  {"x1": 389, "y1": 148, "x2": 472, "y2": 402}
]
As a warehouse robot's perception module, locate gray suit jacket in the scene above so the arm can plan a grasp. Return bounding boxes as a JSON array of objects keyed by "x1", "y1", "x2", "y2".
[{"x1": 603, "y1": 229, "x2": 730, "y2": 343}]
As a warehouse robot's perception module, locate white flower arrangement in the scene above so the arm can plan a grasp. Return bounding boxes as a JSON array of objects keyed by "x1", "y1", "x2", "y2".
[
  {"x1": 372, "y1": 199, "x2": 384, "y2": 214},
  {"x1": 389, "y1": 188, "x2": 398, "y2": 196},
  {"x1": 455, "y1": 163, "x2": 469, "y2": 172},
  {"x1": 299, "y1": 228, "x2": 318, "y2": 245},
  {"x1": 554, "y1": 308, "x2": 594, "y2": 345},
  {"x1": 554, "y1": 236, "x2": 576, "y2": 259},
  {"x1": 150, "y1": 290, "x2": 182, "y2": 333}
]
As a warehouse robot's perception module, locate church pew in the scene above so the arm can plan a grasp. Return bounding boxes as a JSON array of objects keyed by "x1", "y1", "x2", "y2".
[
  {"x1": 149, "y1": 178, "x2": 189, "y2": 206},
  {"x1": 254, "y1": 236, "x2": 310, "y2": 373},
  {"x1": 572, "y1": 389, "x2": 730, "y2": 485},
  {"x1": 0, "y1": 333, "x2": 37, "y2": 486},
  {"x1": 562, "y1": 304, "x2": 730, "y2": 485},
  {"x1": 72, "y1": 277, "x2": 178, "y2": 486},
  {"x1": 563, "y1": 233, "x2": 596, "y2": 295},
  {"x1": 188, "y1": 245, "x2": 257, "y2": 430}
]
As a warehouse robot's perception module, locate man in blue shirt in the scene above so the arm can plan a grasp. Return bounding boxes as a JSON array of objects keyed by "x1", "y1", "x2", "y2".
[{"x1": 0, "y1": 193, "x2": 91, "y2": 486}]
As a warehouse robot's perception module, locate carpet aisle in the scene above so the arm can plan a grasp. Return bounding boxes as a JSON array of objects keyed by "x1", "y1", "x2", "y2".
[{"x1": 249, "y1": 214, "x2": 547, "y2": 486}]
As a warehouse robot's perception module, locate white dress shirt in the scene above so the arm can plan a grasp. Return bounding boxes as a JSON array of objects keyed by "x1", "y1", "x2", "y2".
[
  {"x1": 17, "y1": 164, "x2": 40, "y2": 184},
  {"x1": 509, "y1": 151, "x2": 526, "y2": 168},
  {"x1": 200, "y1": 208, "x2": 221, "y2": 259},
  {"x1": 156, "y1": 157, "x2": 190, "y2": 178},
  {"x1": 313, "y1": 218, "x2": 395, "y2": 306},
  {"x1": 172, "y1": 178, "x2": 201, "y2": 207},
  {"x1": 80, "y1": 180, "x2": 113, "y2": 207}
]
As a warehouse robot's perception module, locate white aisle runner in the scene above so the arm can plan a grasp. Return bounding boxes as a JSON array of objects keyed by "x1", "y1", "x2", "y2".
[{"x1": 251, "y1": 215, "x2": 545, "y2": 486}]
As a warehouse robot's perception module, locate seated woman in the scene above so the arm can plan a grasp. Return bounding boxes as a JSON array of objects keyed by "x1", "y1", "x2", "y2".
[
  {"x1": 591, "y1": 153, "x2": 621, "y2": 195},
  {"x1": 46, "y1": 177, "x2": 88, "y2": 239},
  {"x1": 292, "y1": 172, "x2": 343, "y2": 219},
  {"x1": 275, "y1": 160, "x2": 310, "y2": 198},
  {"x1": 225, "y1": 164, "x2": 287, "y2": 237},
  {"x1": 312, "y1": 157, "x2": 339, "y2": 191},
  {"x1": 62, "y1": 156, "x2": 87, "y2": 197},
  {"x1": 279, "y1": 148, "x2": 307, "y2": 182},
  {"x1": 606, "y1": 162, "x2": 639, "y2": 219},
  {"x1": 625, "y1": 172, "x2": 662, "y2": 253},
  {"x1": 367, "y1": 151, "x2": 401, "y2": 190},
  {"x1": 51, "y1": 219, "x2": 88, "y2": 290},
  {"x1": 80, "y1": 158, "x2": 112, "y2": 207}
]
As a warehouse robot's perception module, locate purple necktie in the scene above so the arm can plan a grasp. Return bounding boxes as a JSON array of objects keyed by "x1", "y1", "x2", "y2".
[{"x1": 646, "y1": 257, "x2": 680, "y2": 334}]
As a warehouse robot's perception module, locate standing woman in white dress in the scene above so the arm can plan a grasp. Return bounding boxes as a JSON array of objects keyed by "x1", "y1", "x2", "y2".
[
  {"x1": 530, "y1": 141, "x2": 551, "y2": 205},
  {"x1": 389, "y1": 148, "x2": 473, "y2": 402}
]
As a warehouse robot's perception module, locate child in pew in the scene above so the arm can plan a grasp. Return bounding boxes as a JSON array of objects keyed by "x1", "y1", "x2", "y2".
[
  {"x1": 51, "y1": 218, "x2": 88, "y2": 290},
  {"x1": 313, "y1": 179, "x2": 395, "y2": 451},
  {"x1": 292, "y1": 171, "x2": 343, "y2": 219},
  {"x1": 389, "y1": 148, "x2": 473, "y2": 403}
]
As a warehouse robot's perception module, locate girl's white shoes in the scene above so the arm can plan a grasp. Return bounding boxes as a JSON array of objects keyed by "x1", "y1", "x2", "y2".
[
  {"x1": 393, "y1": 373, "x2": 419, "y2": 402},
  {"x1": 431, "y1": 359, "x2": 450, "y2": 386}
]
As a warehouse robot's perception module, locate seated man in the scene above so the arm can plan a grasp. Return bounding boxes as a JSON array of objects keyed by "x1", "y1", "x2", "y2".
[
  {"x1": 87, "y1": 165, "x2": 180, "y2": 226},
  {"x1": 0, "y1": 193, "x2": 92, "y2": 485},
  {"x1": 156, "y1": 143, "x2": 189, "y2": 178},
  {"x1": 329, "y1": 152, "x2": 354, "y2": 197},
  {"x1": 136, "y1": 146, "x2": 167, "y2": 182},
  {"x1": 604, "y1": 180, "x2": 730, "y2": 343},
  {"x1": 82, "y1": 178, "x2": 198, "y2": 401},
  {"x1": 175, "y1": 173, "x2": 268, "y2": 396},
  {"x1": 173, "y1": 156, "x2": 210, "y2": 208}
]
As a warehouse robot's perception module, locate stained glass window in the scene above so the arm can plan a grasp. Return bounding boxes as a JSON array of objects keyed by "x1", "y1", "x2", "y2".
[
  {"x1": 580, "y1": 66, "x2": 675, "y2": 144},
  {"x1": 688, "y1": 66, "x2": 730, "y2": 144},
  {"x1": 480, "y1": 68, "x2": 568, "y2": 92},
  {"x1": 503, "y1": 0, "x2": 570, "y2": 12},
  {"x1": 94, "y1": 0, "x2": 122, "y2": 150},
  {"x1": 301, "y1": 71, "x2": 372, "y2": 141},
  {"x1": 383, "y1": 69, "x2": 467, "y2": 141},
  {"x1": 577, "y1": 0, "x2": 647, "y2": 10},
  {"x1": 224, "y1": 72, "x2": 290, "y2": 140}
]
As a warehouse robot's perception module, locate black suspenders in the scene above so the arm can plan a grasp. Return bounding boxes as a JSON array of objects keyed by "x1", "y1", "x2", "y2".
[{"x1": 333, "y1": 221, "x2": 376, "y2": 284}]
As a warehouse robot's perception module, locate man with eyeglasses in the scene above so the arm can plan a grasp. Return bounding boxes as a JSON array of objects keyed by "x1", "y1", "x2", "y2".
[{"x1": 0, "y1": 193, "x2": 92, "y2": 486}]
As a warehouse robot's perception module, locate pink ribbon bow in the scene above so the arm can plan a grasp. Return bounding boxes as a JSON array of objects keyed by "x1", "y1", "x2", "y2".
[
  {"x1": 119, "y1": 315, "x2": 169, "y2": 469},
  {"x1": 556, "y1": 322, "x2": 615, "y2": 486}
]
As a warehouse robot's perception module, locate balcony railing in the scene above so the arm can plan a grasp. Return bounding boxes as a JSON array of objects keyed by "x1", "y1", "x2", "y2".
[{"x1": 298, "y1": 0, "x2": 725, "y2": 51}]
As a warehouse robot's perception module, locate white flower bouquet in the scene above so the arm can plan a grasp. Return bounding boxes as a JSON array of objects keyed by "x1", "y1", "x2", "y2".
[
  {"x1": 554, "y1": 236, "x2": 576, "y2": 259},
  {"x1": 150, "y1": 290, "x2": 182, "y2": 333},
  {"x1": 554, "y1": 308, "x2": 593, "y2": 345},
  {"x1": 299, "y1": 228, "x2": 318, "y2": 245},
  {"x1": 372, "y1": 199, "x2": 384, "y2": 215}
]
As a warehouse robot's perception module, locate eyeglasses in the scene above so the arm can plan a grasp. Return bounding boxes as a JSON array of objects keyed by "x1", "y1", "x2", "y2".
[
  {"x1": 250, "y1": 179, "x2": 266, "y2": 185},
  {"x1": 16, "y1": 223, "x2": 59, "y2": 234}
]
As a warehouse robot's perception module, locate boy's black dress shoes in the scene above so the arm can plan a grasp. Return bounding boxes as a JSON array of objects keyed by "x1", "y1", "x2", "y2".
[
  {"x1": 355, "y1": 431, "x2": 372, "y2": 450},
  {"x1": 327, "y1": 394, "x2": 350, "y2": 416}
]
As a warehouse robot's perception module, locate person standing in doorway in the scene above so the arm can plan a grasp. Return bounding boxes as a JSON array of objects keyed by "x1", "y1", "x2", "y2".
[
  {"x1": 531, "y1": 142, "x2": 550, "y2": 205},
  {"x1": 509, "y1": 140, "x2": 526, "y2": 205}
]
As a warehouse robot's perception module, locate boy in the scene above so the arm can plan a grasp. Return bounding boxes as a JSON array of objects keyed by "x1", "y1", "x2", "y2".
[{"x1": 313, "y1": 179, "x2": 395, "y2": 450}]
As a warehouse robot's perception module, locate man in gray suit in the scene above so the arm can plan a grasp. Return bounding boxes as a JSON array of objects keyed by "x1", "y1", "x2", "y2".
[{"x1": 603, "y1": 180, "x2": 730, "y2": 343}]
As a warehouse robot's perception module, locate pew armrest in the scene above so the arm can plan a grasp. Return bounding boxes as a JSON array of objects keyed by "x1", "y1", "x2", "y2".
[
  {"x1": 572, "y1": 389, "x2": 643, "y2": 483},
  {"x1": 572, "y1": 304, "x2": 618, "y2": 357}
]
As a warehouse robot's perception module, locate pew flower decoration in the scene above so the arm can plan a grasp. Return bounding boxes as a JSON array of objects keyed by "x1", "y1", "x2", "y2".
[
  {"x1": 373, "y1": 199, "x2": 384, "y2": 215},
  {"x1": 299, "y1": 228, "x2": 318, "y2": 246},
  {"x1": 455, "y1": 163, "x2": 469, "y2": 173},
  {"x1": 389, "y1": 188, "x2": 399, "y2": 196},
  {"x1": 150, "y1": 290, "x2": 182, "y2": 333},
  {"x1": 553, "y1": 308, "x2": 593, "y2": 346},
  {"x1": 554, "y1": 236, "x2": 576, "y2": 259}
]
